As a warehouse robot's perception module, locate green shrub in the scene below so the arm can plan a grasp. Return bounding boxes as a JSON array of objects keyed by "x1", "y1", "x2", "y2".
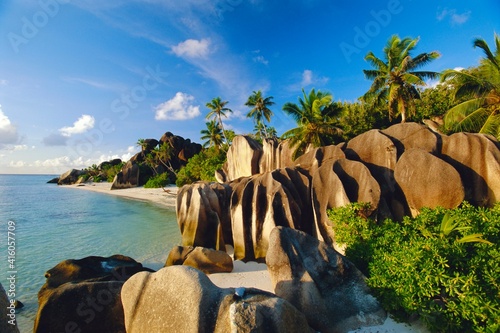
[
  {"x1": 328, "y1": 202, "x2": 500, "y2": 332},
  {"x1": 144, "y1": 172, "x2": 172, "y2": 188},
  {"x1": 176, "y1": 147, "x2": 226, "y2": 187}
]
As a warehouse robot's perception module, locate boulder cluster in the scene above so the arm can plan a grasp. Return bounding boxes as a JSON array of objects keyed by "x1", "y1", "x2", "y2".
[
  {"x1": 178, "y1": 123, "x2": 500, "y2": 261},
  {"x1": 111, "y1": 132, "x2": 202, "y2": 189},
  {"x1": 31, "y1": 226, "x2": 387, "y2": 333}
]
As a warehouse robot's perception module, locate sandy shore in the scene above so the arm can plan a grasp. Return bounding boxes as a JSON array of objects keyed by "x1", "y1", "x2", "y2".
[
  {"x1": 63, "y1": 181, "x2": 427, "y2": 333},
  {"x1": 66, "y1": 181, "x2": 179, "y2": 208}
]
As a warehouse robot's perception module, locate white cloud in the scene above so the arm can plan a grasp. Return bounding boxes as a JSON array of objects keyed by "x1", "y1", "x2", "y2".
[
  {"x1": 253, "y1": 55, "x2": 269, "y2": 65},
  {"x1": 437, "y1": 8, "x2": 470, "y2": 25},
  {"x1": 9, "y1": 160, "x2": 26, "y2": 168},
  {"x1": 155, "y1": 92, "x2": 201, "y2": 121},
  {"x1": 59, "y1": 114, "x2": 95, "y2": 137},
  {"x1": 172, "y1": 38, "x2": 211, "y2": 58},
  {"x1": 0, "y1": 105, "x2": 19, "y2": 146},
  {"x1": 302, "y1": 70, "x2": 314, "y2": 86}
]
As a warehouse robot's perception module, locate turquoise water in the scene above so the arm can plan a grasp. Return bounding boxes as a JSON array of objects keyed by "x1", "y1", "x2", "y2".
[{"x1": 0, "y1": 174, "x2": 181, "y2": 332}]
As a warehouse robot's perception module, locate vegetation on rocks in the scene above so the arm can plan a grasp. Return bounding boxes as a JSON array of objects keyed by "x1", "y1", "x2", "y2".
[
  {"x1": 328, "y1": 202, "x2": 500, "y2": 332},
  {"x1": 175, "y1": 146, "x2": 226, "y2": 187}
]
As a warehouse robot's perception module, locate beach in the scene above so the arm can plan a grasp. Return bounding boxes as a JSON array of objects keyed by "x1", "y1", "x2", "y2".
[{"x1": 68, "y1": 181, "x2": 428, "y2": 333}]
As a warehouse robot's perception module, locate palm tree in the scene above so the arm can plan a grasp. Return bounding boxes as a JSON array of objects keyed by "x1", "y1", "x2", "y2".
[
  {"x1": 136, "y1": 138, "x2": 148, "y2": 152},
  {"x1": 245, "y1": 90, "x2": 275, "y2": 139},
  {"x1": 206, "y1": 97, "x2": 232, "y2": 145},
  {"x1": 362, "y1": 35, "x2": 441, "y2": 122},
  {"x1": 201, "y1": 120, "x2": 224, "y2": 149},
  {"x1": 282, "y1": 88, "x2": 343, "y2": 160},
  {"x1": 440, "y1": 34, "x2": 500, "y2": 138}
]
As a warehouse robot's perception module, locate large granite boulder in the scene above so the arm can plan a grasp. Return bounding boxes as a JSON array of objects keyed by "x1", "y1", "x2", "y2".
[
  {"x1": 344, "y1": 129, "x2": 404, "y2": 219},
  {"x1": 35, "y1": 255, "x2": 152, "y2": 333},
  {"x1": 311, "y1": 158, "x2": 381, "y2": 243},
  {"x1": 294, "y1": 144, "x2": 345, "y2": 176},
  {"x1": 259, "y1": 138, "x2": 295, "y2": 173},
  {"x1": 121, "y1": 266, "x2": 313, "y2": 333},
  {"x1": 0, "y1": 283, "x2": 20, "y2": 333},
  {"x1": 266, "y1": 227, "x2": 386, "y2": 333},
  {"x1": 34, "y1": 281, "x2": 125, "y2": 333},
  {"x1": 395, "y1": 148, "x2": 465, "y2": 217},
  {"x1": 166, "y1": 246, "x2": 233, "y2": 274},
  {"x1": 230, "y1": 167, "x2": 313, "y2": 262},
  {"x1": 219, "y1": 135, "x2": 263, "y2": 182},
  {"x1": 440, "y1": 132, "x2": 500, "y2": 207},
  {"x1": 111, "y1": 160, "x2": 140, "y2": 189},
  {"x1": 381, "y1": 122, "x2": 441, "y2": 157},
  {"x1": 177, "y1": 182, "x2": 233, "y2": 251},
  {"x1": 57, "y1": 169, "x2": 87, "y2": 185}
]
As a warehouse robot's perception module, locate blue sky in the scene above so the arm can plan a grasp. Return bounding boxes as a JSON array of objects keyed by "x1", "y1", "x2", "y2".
[{"x1": 0, "y1": 0, "x2": 498, "y2": 174}]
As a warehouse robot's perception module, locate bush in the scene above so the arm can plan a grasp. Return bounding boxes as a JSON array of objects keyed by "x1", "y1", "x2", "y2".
[
  {"x1": 328, "y1": 202, "x2": 500, "y2": 332},
  {"x1": 176, "y1": 147, "x2": 226, "y2": 187},
  {"x1": 144, "y1": 172, "x2": 172, "y2": 188}
]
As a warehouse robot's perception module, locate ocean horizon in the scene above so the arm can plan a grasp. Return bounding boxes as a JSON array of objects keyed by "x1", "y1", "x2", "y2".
[{"x1": 0, "y1": 174, "x2": 181, "y2": 332}]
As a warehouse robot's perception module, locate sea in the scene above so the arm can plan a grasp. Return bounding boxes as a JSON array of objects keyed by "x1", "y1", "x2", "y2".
[{"x1": 0, "y1": 174, "x2": 181, "y2": 333}]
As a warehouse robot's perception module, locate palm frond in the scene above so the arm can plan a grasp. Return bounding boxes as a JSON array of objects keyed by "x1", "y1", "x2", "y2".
[{"x1": 474, "y1": 37, "x2": 499, "y2": 69}]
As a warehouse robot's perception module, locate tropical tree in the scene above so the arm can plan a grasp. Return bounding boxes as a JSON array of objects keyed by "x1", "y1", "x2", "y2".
[
  {"x1": 206, "y1": 97, "x2": 232, "y2": 145},
  {"x1": 153, "y1": 142, "x2": 177, "y2": 175},
  {"x1": 282, "y1": 88, "x2": 343, "y2": 160},
  {"x1": 440, "y1": 34, "x2": 500, "y2": 138},
  {"x1": 136, "y1": 138, "x2": 148, "y2": 152},
  {"x1": 201, "y1": 120, "x2": 224, "y2": 149},
  {"x1": 362, "y1": 35, "x2": 441, "y2": 122},
  {"x1": 245, "y1": 90, "x2": 275, "y2": 139}
]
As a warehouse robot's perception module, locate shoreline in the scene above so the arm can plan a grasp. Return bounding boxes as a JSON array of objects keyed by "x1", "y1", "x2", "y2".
[
  {"x1": 58, "y1": 181, "x2": 427, "y2": 333},
  {"x1": 62, "y1": 182, "x2": 179, "y2": 208}
]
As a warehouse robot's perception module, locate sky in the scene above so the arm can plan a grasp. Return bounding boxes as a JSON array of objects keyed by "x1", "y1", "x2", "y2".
[{"x1": 0, "y1": 0, "x2": 498, "y2": 174}]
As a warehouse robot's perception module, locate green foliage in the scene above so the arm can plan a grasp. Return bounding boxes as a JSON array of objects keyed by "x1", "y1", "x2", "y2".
[
  {"x1": 413, "y1": 84, "x2": 459, "y2": 123},
  {"x1": 440, "y1": 34, "x2": 500, "y2": 139},
  {"x1": 144, "y1": 172, "x2": 173, "y2": 188},
  {"x1": 282, "y1": 88, "x2": 343, "y2": 159},
  {"x1": 363, "y1": 34, "x2": 441, "y2": 123},
  {"x1": 102, "y1": 163, "x2": 124, "y2": 182},
  {"x1": 338, "y1": 101, "x2": 391, "y2": 141},
  {"x1": 328, "y1": 202, "x2": 500, "y2": 332},
  {"x1": 175, "y1": 146, "x2": 226, "y2": 187}
]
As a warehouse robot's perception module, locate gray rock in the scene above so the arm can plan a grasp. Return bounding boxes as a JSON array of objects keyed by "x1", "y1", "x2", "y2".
[
  {"x1": 266, "y1": 226, "x2": 387, "y2": 333},
  {"x1": 121, "y1": 266, "x2": 313, "y2": 333}
]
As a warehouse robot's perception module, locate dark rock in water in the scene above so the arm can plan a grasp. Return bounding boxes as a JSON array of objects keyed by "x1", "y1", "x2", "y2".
[
  {"x1": 57, "y1": 169, "x2": 87, "y2": 185},
  {"x1": 121, "y1": 266, "x2": 314, "y2": 333},
  {"x1": 46, "y1": 177, "x2": 59, "y2": 184},
  {"x1": 266, "y1": 227, "x2": 387, "y2": 333},
  {"x1": 14, "y1": 300, "x2": 23, "y2": 309},
  {"x1": 34, "y1": 255, "x2": 154, "y2": 333},
  {"x1": 166, "y1": 246, "x2": 233, "y2": 274},
  {"x1": 34, "y1": 281, "x2": 125, "y2": 333},
  {"x1": 0, "y1": 283, "x2": 20, "y2": 333}
]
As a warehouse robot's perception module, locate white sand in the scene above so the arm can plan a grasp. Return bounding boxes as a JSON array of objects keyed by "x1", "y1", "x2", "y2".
[{"x1": 64, "y1": 182, "x2": 428, "y2": 333}]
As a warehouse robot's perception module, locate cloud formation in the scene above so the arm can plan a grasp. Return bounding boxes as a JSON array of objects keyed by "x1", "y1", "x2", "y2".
[
  {"x1": 59, "y1": 114, "x2": 95, "y2": 137},
  {"x1": 172, "y1": 38, "x2": 211, "y2": 58},
  {"x1": 155, "y1": 92, "x2": 201, "y2": 120},
  {"x1": 437, "y1": 8, "x2": 471, "y2": 25},
  {"x1": 0, "y1": 105, "x2": 20, "y2": 146}
]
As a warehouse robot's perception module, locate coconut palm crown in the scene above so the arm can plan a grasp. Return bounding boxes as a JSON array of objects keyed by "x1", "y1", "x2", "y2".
[
  {"x1": 363, "y1": 35, "x2": 441, "y2": 122},
  {"x1": 440, "y1": 34, "x2": 500, "y2": 138}
]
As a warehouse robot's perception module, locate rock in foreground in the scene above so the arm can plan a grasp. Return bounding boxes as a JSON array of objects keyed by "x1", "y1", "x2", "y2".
[
  {"x1": 266, "y1": 226, "x2": 386, "y2": 333},
  {"x1": 121, "y1": 266, "x2": 314, "y2": 333}
]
